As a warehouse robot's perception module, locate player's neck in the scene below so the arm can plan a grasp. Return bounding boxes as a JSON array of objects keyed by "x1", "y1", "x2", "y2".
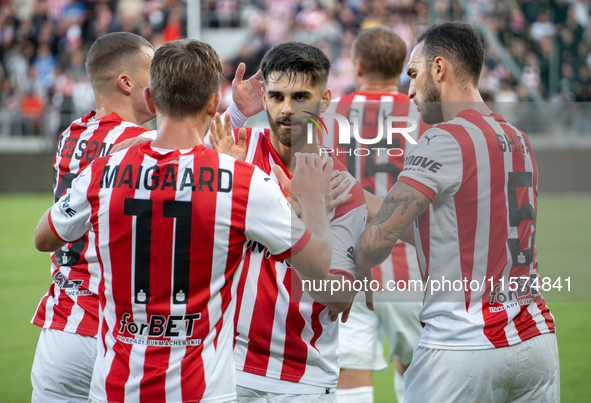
[
  {"x1": 269, "y1": 129, "x2": 320, "y2": 175},
  {"x1": 94, "y1": 96, "x2": 143, "y2": 126},
  {"x1": 357, "y1": 79, "x2": 399, "y2": 94},
  {"x1": 441, "y1": 86, "x2": 492, "y2": 122},
  {"x1": 150, "y1": 114, "x2": 207, "y2": 150}
]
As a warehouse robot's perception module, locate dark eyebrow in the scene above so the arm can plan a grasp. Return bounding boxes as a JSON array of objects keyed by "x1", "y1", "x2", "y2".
[
  {"x1": 267, "y1": 90, "x2": 314, "y2": 97},
  {"x1": 293, "y1": 91, "x2": 313, "y2": 97}
]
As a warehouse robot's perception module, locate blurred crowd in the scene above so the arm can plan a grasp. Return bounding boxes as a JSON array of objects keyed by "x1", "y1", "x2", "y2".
[{"x1": 1, "y1": 0, "x2": 590, "y2": 139}]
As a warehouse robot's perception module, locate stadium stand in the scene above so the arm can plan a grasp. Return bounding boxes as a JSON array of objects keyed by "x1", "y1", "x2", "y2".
[{"x1": 0, "y1": 0, "x2": 590, "y2": 142}]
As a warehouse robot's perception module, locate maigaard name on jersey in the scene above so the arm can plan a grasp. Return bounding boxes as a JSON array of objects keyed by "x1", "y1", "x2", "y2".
[{"x1": 100, "y1": 164, "x2": 233, "y2": 193}]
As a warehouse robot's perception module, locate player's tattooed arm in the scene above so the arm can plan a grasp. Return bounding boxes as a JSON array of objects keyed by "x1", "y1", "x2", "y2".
[{"x1": 354, "y1": 182, "x2": 430, "y2": 272}]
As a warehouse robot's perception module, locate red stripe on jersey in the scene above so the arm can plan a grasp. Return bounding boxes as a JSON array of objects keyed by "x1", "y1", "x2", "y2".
[
  {"x1": 398, "y1": 177, "x2": 435, "y2": 201},
  {"x1": 179, "y1": 151, "x2": 220, "y2": 401},
  {"x1": 243, "y1": 257, "x2": 279, "y2": 374},
  {"x1": 272, "y1": 229, "x2": 311, "y2": 261},
  {"x1": 213, "y1": 161, "x2": 253, "y2": 350},
  {"x1": 462, "y1": 114, "x2": 510, "y2": 348},
  {"x1": 391, "y1": 243, "x2": 410, "y2": 284},
  {"x1": 47, "y1": 210, "x2": 70, "y2": 243},
  {"x1": 279, "y1": 272, "x2": 307, "y2": 382},
  {"x1": 441, "y1": 123, "x2": 478, "y2": 312},
  {"x1": 233, "y1": 249, "x2": 252, "y2": 348},
  {"x1": 501, "y1": 123, "x2": 541, "y2": 342},
  {"x1": 96, "y1": 151, "x2": 135, "y2": 402},
  {"x1": 309, "y1": 302, "x2": 325, "y2": 353}
]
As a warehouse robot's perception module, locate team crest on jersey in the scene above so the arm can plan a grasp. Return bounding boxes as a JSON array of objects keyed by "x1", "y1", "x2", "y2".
[
  {"x1": 137, "y1": 289, "x2": 147, "y2": 302},
  {"x1": 175, "y1": 290, "x2": 186, "y2": 302}
]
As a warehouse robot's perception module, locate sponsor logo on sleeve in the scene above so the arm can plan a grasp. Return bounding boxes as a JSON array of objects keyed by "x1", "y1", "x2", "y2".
[
  {"x1": 403, "y1": 155, "x2": 443, "y2": 173},
  {"x1": 58, "y1": 194, "x2": 77, "y2": 218}
]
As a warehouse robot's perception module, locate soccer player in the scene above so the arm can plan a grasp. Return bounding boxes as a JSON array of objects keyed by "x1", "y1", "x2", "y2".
[
  {"x1": 354, "y1": 22, "x2": 558, "y2": 403},
  {"x1": 34, "y1": 38, "x2": 334, "y2": 403},
  {"x1": 323, "y1": 27, "x2": 426, "y2": 403},
  {"x1": 30, "y1": 32, "x2": 264, "y2": 402},
  {"x1": 210, "y1": 42, "x2": 367, "y2": 402}
]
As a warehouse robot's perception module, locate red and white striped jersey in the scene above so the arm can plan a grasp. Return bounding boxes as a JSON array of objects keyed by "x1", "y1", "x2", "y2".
[
  {"x1": 322, "y1": 91, "x2": 429, "y2": 289},
  {"x1": 398, "y1": 109, "x2": 555, "y2": 349},
  {"x1": 48, "y1": 143, "x2": 309, "y2": 403},
  {"x1": 32, "y1": 111, "x2": 151, "y2": 337},
  {"x1": 233, "y1": 128, "x2": 367, "y2": 392}
]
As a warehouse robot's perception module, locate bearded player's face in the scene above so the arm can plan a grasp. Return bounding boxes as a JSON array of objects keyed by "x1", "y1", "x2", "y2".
[
  {"x1": 263, "y1": 72, "x2": 324, "y2": 148},
  {"x1": 407, "y1": 42, "x2": 444, "y2": 125}
]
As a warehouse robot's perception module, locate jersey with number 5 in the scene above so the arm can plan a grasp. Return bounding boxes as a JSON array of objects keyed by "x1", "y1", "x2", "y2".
[{"x1": 398, "y1": 109, "x2": 555, "y2": 350}]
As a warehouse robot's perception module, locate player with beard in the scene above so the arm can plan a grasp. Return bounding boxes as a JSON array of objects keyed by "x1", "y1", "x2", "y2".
[
  {"x1": 321, "y1": 27, "x2": 428, "y2": 403},
  {"x1": 355, "y1": 22, "x2": 558, "y2": 402},
  {"x1": 210, "y1": 42, "x2": 367, "y2": 402}
]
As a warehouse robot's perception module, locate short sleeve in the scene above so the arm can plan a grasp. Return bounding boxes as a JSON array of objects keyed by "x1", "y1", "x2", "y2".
[
  {"x1": 398, "y1": 128, "x2": 462, "y2": 200},
  {"x1": 244, "y1": 167, "x2": 310, "y2": 260},
  {"x1": 48, "y1": 167, "x2": 93, "y2": 243},
  {"x1": 328, "y1": 205, "x2": 367, "y2": 282}
]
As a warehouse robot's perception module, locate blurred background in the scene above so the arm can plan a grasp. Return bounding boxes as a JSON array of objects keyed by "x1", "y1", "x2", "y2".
[{"x1": 2, "y1": 0, "x2": 591, "y2": 147}]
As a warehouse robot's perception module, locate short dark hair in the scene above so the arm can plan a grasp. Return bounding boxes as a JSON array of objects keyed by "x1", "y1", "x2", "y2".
[
  {"x1": 416, "y1": 22, "x2": 484, "y2": 86},
  {"x1": 85, "y1": 32, "x2": 152, "y2": 85},
  {"x1": 260, "y1": 42, "x2": 331, "y2": 88},
  {"x1": 352, "y1": 27, "x2": 407, "y2": 78},
  {"x1": 150, "y1": 39, "x2": 223, "y2": 118}
]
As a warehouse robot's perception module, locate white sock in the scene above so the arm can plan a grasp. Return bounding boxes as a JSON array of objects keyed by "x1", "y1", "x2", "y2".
[
  {"x1": 336, "y1": 386, "x2": 374, "y2": 403},
  {"x1": 394, "y1": 371, "x2": 405, "y2": 403}
]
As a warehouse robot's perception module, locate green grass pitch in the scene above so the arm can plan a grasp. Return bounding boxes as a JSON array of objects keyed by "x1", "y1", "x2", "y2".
[{"x1": 0, "y1": 193, "x2": 589, "y2": 402}]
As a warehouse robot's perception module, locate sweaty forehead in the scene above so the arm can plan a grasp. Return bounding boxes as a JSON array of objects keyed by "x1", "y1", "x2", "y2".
[{"x1": 265, "y1": 71, "x2": 317, "y2": 93}]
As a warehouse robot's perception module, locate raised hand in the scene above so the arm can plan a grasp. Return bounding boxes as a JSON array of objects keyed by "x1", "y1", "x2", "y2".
[
  {"x1": 209, "y1": 112, "x2": 247, "y2": 161},
  {"x1": 232, "y1": 63, "x2": 264, "y2": 118}
]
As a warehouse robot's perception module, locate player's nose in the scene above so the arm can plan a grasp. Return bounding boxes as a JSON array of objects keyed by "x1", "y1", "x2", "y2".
[{"x1": 281, "y1": 98, "x2": 292, "y2": 115}]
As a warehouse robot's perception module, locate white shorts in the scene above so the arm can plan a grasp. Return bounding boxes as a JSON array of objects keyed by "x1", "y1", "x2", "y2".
[
  {"x1": 237, "y1": 386, "x2": 336, "y2": 402},
  {"x1": 404, "y1": 332, "x2": 560, "y2": 403},
  {"x1": 338, "y1": 301, "x2": 422, "y2": 371},
  {"x1": 31, "y1": 328, "x2": 98, "y2": 403}
]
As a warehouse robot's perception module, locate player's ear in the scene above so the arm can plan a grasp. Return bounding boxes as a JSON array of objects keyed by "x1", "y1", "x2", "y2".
[
  {"x1": 261, "y1": 86, "x2": 267, "y2": 109},
  {"x1": 433, "y1": 56, "x2": 445, "y2": 83},
  {"x1": 319, "y1": 88, "x2": 332, "y2": 113},
  {"x1": 144, "y1": 87, "x2": 156, "y2": 114},
  {"x1": 206, "y1": 92, "x2": 220, "y2": 117},
  {"x1": 354, "y1": 59, "x2": 363, "y2": 78},
  {"x1": 117, "y1": 73, "x2": 133, "y2": 95}
]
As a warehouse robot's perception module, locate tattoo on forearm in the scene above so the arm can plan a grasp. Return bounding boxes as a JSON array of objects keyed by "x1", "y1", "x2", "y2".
[{"x1": 359, "y1": 182, "x2": 430, "y2": 267}]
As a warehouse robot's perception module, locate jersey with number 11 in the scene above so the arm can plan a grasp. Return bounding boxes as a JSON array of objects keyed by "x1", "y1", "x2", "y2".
[{"x1": 48, "y1": 143, "x2": 310, "y2": 403}]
